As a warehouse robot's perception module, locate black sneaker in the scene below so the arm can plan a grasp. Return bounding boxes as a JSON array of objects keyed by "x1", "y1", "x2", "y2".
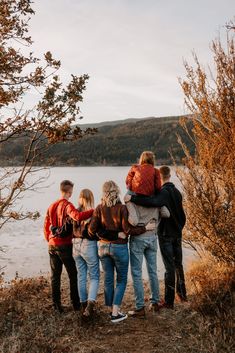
[{"x1": 111, "y1": 312, "x2": 128, "y2": 323}]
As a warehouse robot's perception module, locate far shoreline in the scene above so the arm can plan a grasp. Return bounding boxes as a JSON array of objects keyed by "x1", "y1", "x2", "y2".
[{"x1": 1, "y1": 164, "x2": 183, "y2": 168}]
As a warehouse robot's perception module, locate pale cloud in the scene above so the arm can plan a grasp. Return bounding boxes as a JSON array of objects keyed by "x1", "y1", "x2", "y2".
[{"x1": 27, "y1": 0, "x2": 233, "y2": 123}]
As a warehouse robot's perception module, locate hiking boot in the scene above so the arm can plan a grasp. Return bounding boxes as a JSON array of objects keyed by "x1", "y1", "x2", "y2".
[
  {"x1": 81, "y1": 301, "x2": 88, "y2": 314},
  {"x1": 158, "y1": 301, "x2": 174, "y2": 310},
  {"x1": 83, "y1": 301, "x2": 95, "y2": 317},
  {"x1": 128, "y1": 307, "x2": 145, "y2": 318},
  {"x1": 176, "y1": 294, "x2": 188, "y2": 303},
  {"x1": 111, "y1": 312, "x2": 128, "y2": 323},
  {"x1": 53, "y1": 303, "x2": 64, "y2": 314},
  {"x1": 149, "y1": 303, "x2": 160, "y2": 312}
]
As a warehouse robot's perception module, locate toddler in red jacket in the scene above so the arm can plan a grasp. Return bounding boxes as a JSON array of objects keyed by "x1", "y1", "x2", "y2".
[{"x1": 126, "y1": 151, "x2": 161, "y2": 196}]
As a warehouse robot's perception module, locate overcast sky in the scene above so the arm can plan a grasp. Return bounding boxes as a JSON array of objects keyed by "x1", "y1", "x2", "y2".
[{"x1": 29, "y1": 0, "x2": 234, "y2": 124}]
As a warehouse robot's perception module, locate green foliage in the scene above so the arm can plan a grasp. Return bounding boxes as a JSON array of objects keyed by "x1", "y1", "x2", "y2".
[{"x1": 0, "y1": 116, "x2": 194, "y2": 166}]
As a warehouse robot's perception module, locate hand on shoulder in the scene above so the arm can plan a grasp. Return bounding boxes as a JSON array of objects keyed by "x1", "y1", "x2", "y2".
[{"x1": 124, "y1": 194, "x2": 131, "y2": 203}]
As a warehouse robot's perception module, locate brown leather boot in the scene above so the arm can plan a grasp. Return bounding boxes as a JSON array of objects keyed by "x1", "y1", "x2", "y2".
[
  {"x1": 158, "y1": 301, "x2": 174, "y2": 309},
  {"x1": 128, "y1": 307, "x2": 145, "y2": 318},
  {"x1": 80, "y1": 301, "x2": 87, "y2": 314},
  {"x1": 176, "y1": 293, "x2": 188, "y2": 302},
  {"x1": 149, "y1": 303, "x2": 160, "y2": 312},
  {"x1": 83, "y1": 301, "x2": 95, "y2": 317}
]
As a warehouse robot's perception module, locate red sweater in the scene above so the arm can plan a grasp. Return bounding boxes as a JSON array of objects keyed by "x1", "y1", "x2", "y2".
[
  {"x1": 44, "y1": 198, "x2": 93, "y2": 246},
  {"x1": 126, "y1": 164, "x2": 161, "y2": 196}
]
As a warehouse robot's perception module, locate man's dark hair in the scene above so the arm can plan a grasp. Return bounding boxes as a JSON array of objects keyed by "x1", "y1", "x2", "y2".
[
  {"x1": 60, "y1": 180, "x2": 74, "y2": 192},
  {"x1": 159, "y1": 166, "x2": 171, "y2": 179}
]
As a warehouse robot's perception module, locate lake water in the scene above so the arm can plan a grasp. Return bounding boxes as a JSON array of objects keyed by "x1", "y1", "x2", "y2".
[{"x1": 0, "y1": 166, "x2": 194, "y2": 282}]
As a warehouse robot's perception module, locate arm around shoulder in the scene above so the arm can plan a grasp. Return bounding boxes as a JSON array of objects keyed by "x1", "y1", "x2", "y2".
[{"x1": 66, "y1": 202, "x2": 93, "y2": 221}]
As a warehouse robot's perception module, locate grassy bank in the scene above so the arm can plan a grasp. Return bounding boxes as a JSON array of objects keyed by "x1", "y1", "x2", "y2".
[{"x1": 0, "y1": 267, "x2": 234, "y2": 353}]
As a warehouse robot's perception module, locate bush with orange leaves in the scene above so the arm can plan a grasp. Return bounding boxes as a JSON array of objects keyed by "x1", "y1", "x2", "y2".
[
  {"x1": 188, "y1": 259, "x2": 234, "y2": 316},
  {"x1": 177, "y1": 21, "x2": 235, "y2": 348},
  {"x1": 178, "y1": 23, "x2": 235, "y2": 265}
]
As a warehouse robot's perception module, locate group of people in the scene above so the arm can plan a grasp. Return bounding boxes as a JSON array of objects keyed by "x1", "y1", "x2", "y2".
[{"x1": 44, "y1": 151, "x2": 187, "y2": 323}]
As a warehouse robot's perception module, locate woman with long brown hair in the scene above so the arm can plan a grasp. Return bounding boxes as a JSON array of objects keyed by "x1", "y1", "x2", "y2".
[{"x1": 73, "y1": 189, "x2": 99, "y2": 318}]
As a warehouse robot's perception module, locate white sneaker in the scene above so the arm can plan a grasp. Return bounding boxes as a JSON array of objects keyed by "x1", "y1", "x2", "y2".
[{"x1": 111, "y1": 312, "x2": 128, "y2": 323}]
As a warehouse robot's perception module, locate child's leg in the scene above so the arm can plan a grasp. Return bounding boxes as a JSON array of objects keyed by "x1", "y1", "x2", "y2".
[{"x1": 126, "y1": 189, "x2": 136, "y2": 196}]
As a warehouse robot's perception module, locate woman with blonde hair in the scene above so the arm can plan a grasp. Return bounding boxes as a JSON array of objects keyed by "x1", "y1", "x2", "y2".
[
  {"x1": 126, "y1": 150, "x2": 161, "y2": 196},
  {"x1": 88, "y1": 181, "x2": 146, "y2": 323},
  {"x1": 73, "y1": 189, "x2": 99, "y2": 318}
]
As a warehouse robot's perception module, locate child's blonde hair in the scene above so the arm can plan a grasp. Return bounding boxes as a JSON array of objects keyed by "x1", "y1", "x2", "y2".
[
  {"x1": 79, "y1": 189, "x2": 94, "y2": 211},
  {"x1": 139, "y1": 151, "x2": 155, "y2": 166}
]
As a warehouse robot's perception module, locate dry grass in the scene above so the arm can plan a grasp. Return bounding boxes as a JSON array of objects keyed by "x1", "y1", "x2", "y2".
[
  {"x1": 0, "y1": 271, "x2": 233, "y2": 353},
  {"x1": 187, "y1": 258, "x2": 235, "y2": 351}
]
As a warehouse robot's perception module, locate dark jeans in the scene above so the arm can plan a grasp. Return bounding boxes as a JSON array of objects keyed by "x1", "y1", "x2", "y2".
[
  {"x1": 158, "y1": 236, "x2": 187, "y2": 305},
  {"x1": 49, "y1": 244, "x2": 80, "y2": 308}
]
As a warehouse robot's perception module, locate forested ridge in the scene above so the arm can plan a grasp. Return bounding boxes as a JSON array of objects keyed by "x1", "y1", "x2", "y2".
[{"x1": 0, "y1": 116, "x2": 193, "y2": 166}]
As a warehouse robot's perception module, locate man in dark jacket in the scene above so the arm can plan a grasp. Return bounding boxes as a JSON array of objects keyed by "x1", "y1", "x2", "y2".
[{"x1": 128, "y1": 166, "x2": 187, "y2": 308}]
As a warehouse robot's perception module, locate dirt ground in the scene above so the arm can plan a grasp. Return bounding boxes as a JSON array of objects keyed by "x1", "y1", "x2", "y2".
[{"x1": 0, "y1": 275, "x2": 216, "y2": 353}]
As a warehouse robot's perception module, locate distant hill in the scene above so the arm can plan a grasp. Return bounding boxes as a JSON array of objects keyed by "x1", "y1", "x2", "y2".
[
  {"x1": 78, "y1": 117, "x2": 147, "y2": 129},
  {"x1": 0, "y1": 115, "x2": 194, "y2": 166},
  {"x1": 78, "y1": 115, "x2": 186, "y2": 129}
]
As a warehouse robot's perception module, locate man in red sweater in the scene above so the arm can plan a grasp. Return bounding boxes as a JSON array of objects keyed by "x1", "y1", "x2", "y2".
[{"x1": 44, "y1": 180, "x2": 94, "y2": 313}]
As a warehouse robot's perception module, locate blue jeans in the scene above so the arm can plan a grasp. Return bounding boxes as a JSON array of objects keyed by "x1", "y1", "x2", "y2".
[
  {"x1": 126, "y1": 190, "x2": 137, "y2": 196},
  {"x1": 73, "y1": 239, "x2": 100, "y2": 302},
  {"x1": 98, "y1": 242, "x2": 129, "y2": 307},
  {"x1": 130, "y1": 233, "x2": 160, "y2": 309}
]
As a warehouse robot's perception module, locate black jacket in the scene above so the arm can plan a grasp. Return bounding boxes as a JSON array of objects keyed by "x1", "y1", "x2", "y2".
[{"x1": 130, "y1": 182, "x2": 186, "y2": 237}]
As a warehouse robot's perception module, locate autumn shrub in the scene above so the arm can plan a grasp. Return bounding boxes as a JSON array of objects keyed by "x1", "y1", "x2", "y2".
[
  {"x1": 188, "y1": 258, "x2": 234, "y2": 317},
  {"x1": 178, "y1": 22, "x2": 235, "y2": 348},
  {"x1": 178, "y1": 24, "x2": 235, "y2": 264}
]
